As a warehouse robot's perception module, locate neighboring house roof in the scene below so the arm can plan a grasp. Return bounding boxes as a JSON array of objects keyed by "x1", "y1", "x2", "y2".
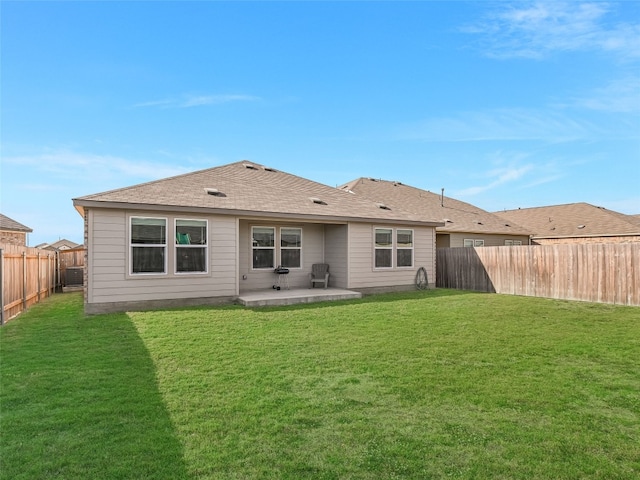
[
  {"x1": 0, "y1": 213, "x2": 33, "y2": 233},
  {"x1": 339, "y1": 178, "x2": 531, "y2": 236},
  {"x1": 494, "y1": 203, "x2": 640, "y2": 239},
  {"x1": 73, "y1": 161, "x2": 443, "y2": 227},
  {"x1": 627, "y1": 214, "x2": 640, "y2": 226},
  {"x1": 50, "y1": 239, "x2": 81, "y2": 250},
  {"x1": 36, "y1": 239, "x2": 81, "y2": 251}
]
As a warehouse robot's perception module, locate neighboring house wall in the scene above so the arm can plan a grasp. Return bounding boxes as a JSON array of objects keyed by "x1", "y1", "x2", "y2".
[
  {"x1": 348, "y1": 223, "x2": 436, "y2": 291},
  {"x1": 444, "y1": 233, "x2": 530, "y2": 248},
  {"x1": 238, "y1": 220, "x2": 325, "y2": 292},
  {"x1": 436, "y1": 234, "x2": 451, "y2": 249},
  {"x1": 85, "y1": 208, "x2": 237, "y2": 314},
  {"x1": 0, "y1": 231, "x2": 27, "y2": 246},
  {"x1": 532, "y1": 235, "x2": 640, "y2": 245},
  {"x1": 324, "y1": 224, "x2": 349, "y2": 289}
]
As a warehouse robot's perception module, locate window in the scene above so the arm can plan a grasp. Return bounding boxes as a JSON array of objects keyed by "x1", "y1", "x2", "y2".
[
  {"x1": 252, "y1": 227, "x2": 275, "y2": 269},
  {"x1": 175, "y1": 219, "x2": 207, "y2": 273},
  {"x1": 131, "y1": 217, "x2": 167, "y2": 274},
  {"x1": 280, "y1": 227, "x2": 302, "y2": 268},
  {"x1": 375, "y1": 228, "x2": 393, "y2": 268},
  {"x1": 396, "y1": 229, "x2": 413, "y2": 267},
  {"x1": 464, "y1": 239, "x2": 485, "y2": 247},
  {"x1": 505, "y1": 240, "x2": 514, "y2": 246}
]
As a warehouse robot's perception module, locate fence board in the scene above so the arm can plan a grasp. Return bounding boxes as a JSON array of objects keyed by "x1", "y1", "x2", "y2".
[
  {"x1": 1, "y1": 244, "x2": 56, "y2": 324},
  {"x1": 437, "y1": 243, "x2": 640, "y2": 306},
  {"x1": 58, "y1": 247, "x2": 86, "y2": 287}
]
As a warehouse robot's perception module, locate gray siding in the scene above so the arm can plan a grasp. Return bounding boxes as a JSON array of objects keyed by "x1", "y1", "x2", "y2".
[
  {"x1": 446, "y1": 233, "x2": 530, "y2": 248},
  {"x1": 436, "y1": 233, "x2": 450, "y2": 249},
  {"x1": 87, "y1": 209, "x2": 237, "y2": 307},
  {"x1": 324, "y1": 224, "x2": 348, "y2": 288},
  {"x1": 348, "y1": 223, "x2": 436, "y2": 289}
]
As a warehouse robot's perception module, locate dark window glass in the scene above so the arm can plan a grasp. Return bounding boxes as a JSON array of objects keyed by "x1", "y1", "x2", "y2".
[
  {"x1": 176, "y1": 247, "x2": 206, "y2": 273},
  {"x1": 375, "y1": 249, "x2": 392, "y2": 268},
  {"x1": 397, "y1": 249, "x2": 413, "y2": 267},
  {"x1": 281, "y1": 249, "x2": 300, "y2": 269},
  {"x1": 132, "y1": 247, "x2": 165, "y2": 273},
  {"x1": 253, "y1": 249, "x2": 274, "y2": 269},
  {"x1": 132, "y1": 218, "x2": 166, "y2": 244}
]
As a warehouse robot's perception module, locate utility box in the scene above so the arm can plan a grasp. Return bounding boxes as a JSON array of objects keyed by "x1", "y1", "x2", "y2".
[{"x1": 64, "y1": 266, "x2": 84, "y2": 287}]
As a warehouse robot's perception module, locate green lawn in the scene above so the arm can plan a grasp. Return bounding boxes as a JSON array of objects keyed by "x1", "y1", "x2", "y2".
[{"x1": 1, "y1": 291, "x2": 639, "y2": 479}]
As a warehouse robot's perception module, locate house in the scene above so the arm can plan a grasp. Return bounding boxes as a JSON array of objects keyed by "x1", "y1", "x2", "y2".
[
  {"x1": 36, "y1": 239, "x2": 82, "y2": 251},
  {"x1": 339, "y1": 178, "x2": 531, "y2": 248},
  {"x1": 494, "y1": 203, "x2": 640, "y2": 245},
  {"x1": 0, "y1": 213, "x2": 33, "y2": 246},
  {"x1": 72, "y1": 161, "x2": 443, "y2": 314}
]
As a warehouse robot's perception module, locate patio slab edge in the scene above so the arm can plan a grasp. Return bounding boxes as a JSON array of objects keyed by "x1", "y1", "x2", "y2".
[{"x1": 237, "y1": 288, "x2": 362, "y2": 307}]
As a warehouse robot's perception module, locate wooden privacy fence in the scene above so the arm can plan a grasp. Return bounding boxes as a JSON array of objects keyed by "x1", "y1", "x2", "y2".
[
  {"x1": 1, "y1": 244, "x2": 57, "y2": 324},
  {"x1": 437, "y1": 243, "x2": 640, "y2": 306},
  {"x1": 57, "y1": 246, "x2": 86, "y2": 289}
]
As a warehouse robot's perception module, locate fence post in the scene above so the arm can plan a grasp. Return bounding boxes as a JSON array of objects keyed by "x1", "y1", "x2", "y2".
[
  {"x1": 22, "y1": 251, "x2": 27, "y2": 311},
  {"x1": 0, "y1": 248, "x2": 4, "y2": 326},
  {"x1": 37, "y1": 251, "x2": 42, "y2": 301},
  {"x1": 56, "y1": 250, "x2": 61, "y2": 291},
  {"x1": 50, "y1": 254, "x2": 54, "y2": 296}
]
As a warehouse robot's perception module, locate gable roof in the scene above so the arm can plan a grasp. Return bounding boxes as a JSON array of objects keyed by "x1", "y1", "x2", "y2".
[
  {"x1": 339, "y1": 178, "x2": 531, "y2": 236},
  {"x1": 73, "y1": 161, "x2": 443, "y2": 226},
  {"x1": 494, "y1": 203, "x2": 640, "y2": 239},
  {"x1": 36, "y1": 239, "x2": 82, "y2": 251},
  {"x1": 50, "y1": 239, "x2": 81, "y2": 249},
  {"x1": 0, "y1": 213, "x2": 33, "y2": 233}
]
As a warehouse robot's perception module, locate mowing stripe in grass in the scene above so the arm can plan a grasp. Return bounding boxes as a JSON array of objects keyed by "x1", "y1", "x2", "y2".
[{"x1": 2, "y1": 290, "x2": 639, "y2": 479}]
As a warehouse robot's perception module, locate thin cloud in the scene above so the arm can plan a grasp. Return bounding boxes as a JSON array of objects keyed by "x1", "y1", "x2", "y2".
[
  {"x1": 396, "y1": 108, "x2": 599, "y2": 143},
  {"x1": 523, "y1": 174, "x2": 565, "y2": 189},
  {"x1": 133, "y1": 93, "x2": 260, "y2": 109},
  {"x1": 455, "y1": 163, "x2": 534, "y2": 196},
  {"x1": 570, "y1": 76, "x2": 640, "y2": 113},
  {"x1": 463, "y1": 1, "x2": 640, "y2": 60},
  {"x1": 4, "y1": 150, "x2": 189, "y2": 185},
  {"x1": 182, "y1": 94, "x2": 259, "y2": 107},
  {"x1": 131, "y1": 98, "x2": 175, "y2": 108}
]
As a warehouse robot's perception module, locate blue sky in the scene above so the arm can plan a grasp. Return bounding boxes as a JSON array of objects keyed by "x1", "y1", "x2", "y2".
[{"x1": 2, "y1": 1, "x2": 639, "y2": 246}]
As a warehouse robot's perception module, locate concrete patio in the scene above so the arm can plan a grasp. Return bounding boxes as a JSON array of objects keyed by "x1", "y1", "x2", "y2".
[{"x1": 237, "y1": 287, "x2": 362, "y2": 307}]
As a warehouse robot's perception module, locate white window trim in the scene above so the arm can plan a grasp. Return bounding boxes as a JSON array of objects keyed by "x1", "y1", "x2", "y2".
[
  {"x1": 174, "y1": 218, "x2": 209, "y2": 275},
  {"x1": 251, "y1": 226, "x2": 276, "y2": 270},
  {"x1": 280, "y1": 227, "x2": 303, "y2": 270},
  {"x1": 505, "y1": 239, "x2": 523, "y2": 246},
  {"x1": 374, "y1": 227, "x2": 395, "y2": 270},
  {"x1": 396, "y1": 228, "x2": 414, "y2": 268},
  {"x1": 130, "y1": 216, "x2": 168, "y2": 276},
  {"x1": 464, "y1": 238, "x2": 485, "y2": 248}
]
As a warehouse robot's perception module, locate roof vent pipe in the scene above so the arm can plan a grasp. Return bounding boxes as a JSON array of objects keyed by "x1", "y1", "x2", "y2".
[{"x1": 441, "y1": 188, "x2": 444, "y2": 207}]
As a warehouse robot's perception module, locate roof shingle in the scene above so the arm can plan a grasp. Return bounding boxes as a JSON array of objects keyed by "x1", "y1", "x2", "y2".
[
  {"x1": 73, "y1": 161, "x2": 443, "y2": 226},
  {"x1": 340, "y1": 178, "x2": 531, "y2": 235},
  {"x1": 494, "y1": 203, "x2": 640, "y2": 238},
  {"x1": 0, "y1": 214, "x2": 33, "y2": 233}
]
